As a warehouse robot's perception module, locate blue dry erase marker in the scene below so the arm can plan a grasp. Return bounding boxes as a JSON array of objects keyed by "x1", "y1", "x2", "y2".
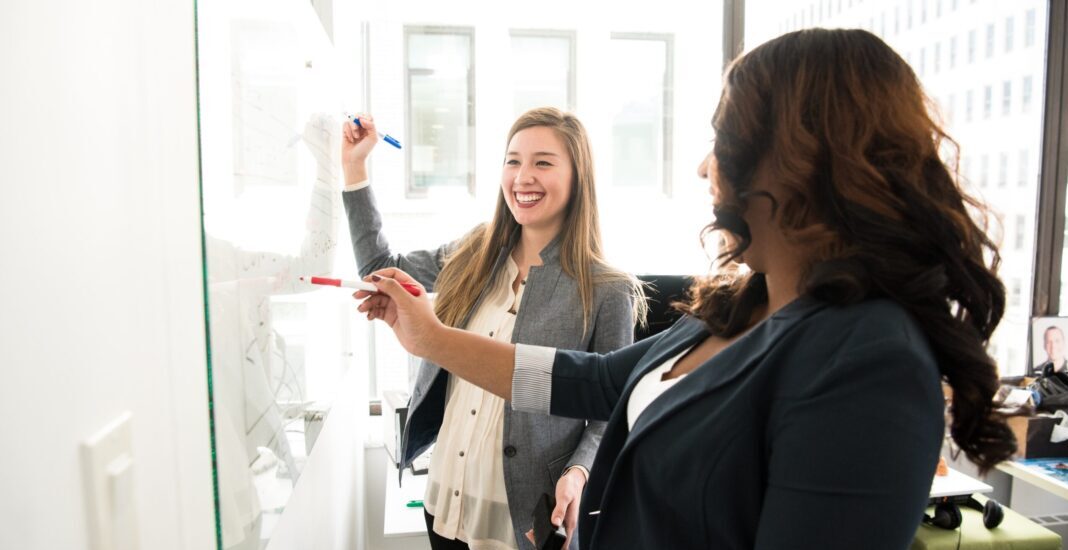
[{"x1": 352, "y1": 116, "x2": 402, "y2": 149}]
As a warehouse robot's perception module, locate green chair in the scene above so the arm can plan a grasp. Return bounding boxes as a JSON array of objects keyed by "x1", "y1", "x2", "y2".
[{"x1": 912, "y1": 495, "x2": 1062, "y2": 550}]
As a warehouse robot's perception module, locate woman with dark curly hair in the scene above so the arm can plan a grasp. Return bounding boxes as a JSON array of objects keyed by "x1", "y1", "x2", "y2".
[{"x1": 355, "y1": 28, "x2": 1016, "y2": 549}]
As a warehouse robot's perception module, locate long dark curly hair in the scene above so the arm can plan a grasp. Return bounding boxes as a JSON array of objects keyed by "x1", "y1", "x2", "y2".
[{"x1": 680, "y1": 28, "x2": 1015, "y2": 472}]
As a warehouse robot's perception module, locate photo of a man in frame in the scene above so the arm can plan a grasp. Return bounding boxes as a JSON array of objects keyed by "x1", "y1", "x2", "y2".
[{"x1": 1031, "y1": 319, "x2": 1068, "y2": 377}]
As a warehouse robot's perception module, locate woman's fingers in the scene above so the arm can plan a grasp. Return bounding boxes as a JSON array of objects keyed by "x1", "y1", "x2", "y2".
[{"x1": 363, "y1": 267, "x2": 420, "y2": 286}]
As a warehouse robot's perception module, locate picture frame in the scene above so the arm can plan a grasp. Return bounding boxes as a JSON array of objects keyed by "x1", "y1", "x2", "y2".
[{"x1": 1029, "y1": 316, "x2": 1068, "y2": 377}]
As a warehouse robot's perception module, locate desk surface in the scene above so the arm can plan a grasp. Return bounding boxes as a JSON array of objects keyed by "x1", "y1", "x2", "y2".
[
  {"x1": 930, "y1": 467, "x2": 992, "y2": 498},
  {"x1": 996, "y1": 459, "x2": 1068, "y2": 501},
  {"x1": 383, "y1": 459, "x2": 429, "y2": 537}
]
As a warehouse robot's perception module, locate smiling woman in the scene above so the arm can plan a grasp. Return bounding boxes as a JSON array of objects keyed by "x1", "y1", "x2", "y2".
[{"x1": 340, "y1": 107, "x2": 645, "y2": 550}]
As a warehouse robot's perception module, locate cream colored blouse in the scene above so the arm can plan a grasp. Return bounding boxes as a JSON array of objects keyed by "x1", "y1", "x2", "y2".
[{"x1": 424, "y1": 257, "x2": 524, "y2": 550}]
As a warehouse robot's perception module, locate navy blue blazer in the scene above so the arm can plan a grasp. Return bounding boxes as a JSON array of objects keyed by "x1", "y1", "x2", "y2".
[{"x1": 546, "y1": 297, "x2": 944, "y2": 549}]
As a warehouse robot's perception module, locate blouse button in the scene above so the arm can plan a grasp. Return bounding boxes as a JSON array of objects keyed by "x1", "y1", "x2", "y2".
[
  {"x1": 454, "y1": 490, "x2": 460, "y2": 497},
  {"x1": 489, "y1": 331, "x2": 494, "y2": 337},
  {"x1": 459, "y1": 451, "x2": 465, "y2": 457},
  {"x1": 503, "y1": 445, "x2": 517, "y2": 457},
  {"x1": 470, "y1": 409, "x2": 476, "y2": 415}
]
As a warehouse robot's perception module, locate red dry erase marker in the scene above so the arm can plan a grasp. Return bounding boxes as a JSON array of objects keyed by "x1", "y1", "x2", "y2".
[{"x1": 300, "y1": 276, "x2": 422, "y2": 297}]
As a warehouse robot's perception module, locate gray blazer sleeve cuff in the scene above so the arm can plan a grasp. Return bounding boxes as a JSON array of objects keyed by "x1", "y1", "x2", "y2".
[{"x1": 511, "y1": 344, "x2": 557, "y2": 414}]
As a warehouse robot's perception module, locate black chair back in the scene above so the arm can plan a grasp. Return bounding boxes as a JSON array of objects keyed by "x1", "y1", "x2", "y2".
[{"x1": 635, "y1": 275, "x2": 694, "y2": 342}]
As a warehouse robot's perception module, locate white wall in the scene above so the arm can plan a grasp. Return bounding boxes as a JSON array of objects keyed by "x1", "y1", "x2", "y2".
[{"x1": 0, "y1": 1, "x2": 215, "y2": 549}]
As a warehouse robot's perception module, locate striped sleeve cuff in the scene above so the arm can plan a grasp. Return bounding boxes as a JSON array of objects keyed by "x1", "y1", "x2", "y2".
[
  {"x1": 343, "y1": 179, "x2": 370, "y2": 192},
  {"x1": 511, "y1": 344, "x2": 557, "y2": 414}
]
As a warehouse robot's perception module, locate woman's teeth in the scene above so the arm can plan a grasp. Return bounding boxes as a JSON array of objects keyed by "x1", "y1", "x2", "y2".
[{"x1": 516, "y1": 192, "x2": 544, "y2": 204}]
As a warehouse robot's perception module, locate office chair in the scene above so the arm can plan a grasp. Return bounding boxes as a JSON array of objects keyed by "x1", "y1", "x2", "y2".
[{"x1": 635, "y1": 275, "x2": 694, "y2": 342}]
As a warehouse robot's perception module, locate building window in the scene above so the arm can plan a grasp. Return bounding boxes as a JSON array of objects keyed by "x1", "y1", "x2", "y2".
[
  {"x1": 934, "y1": 42, "x2": 941, "y2": 73},
  {"x1": 1025, "y1": 9, "x2": 1036, "y2": 47},
  {"x1": 979, "y1": 154, "x2": 989, "y2": 188},
  {"x1": 1005, "y1": 16, "x2": 1014, "y2": 52},
  {"x1": 985, "y1": 23, "x2": 995, "y2": 58},
  {"x1": 919, "y1": 46, "x2": 926, "y2": 76},
  {"x1": 1022, "y1": 75, "x2": 1033, "y2": 112},
  {"x1": 1002, "y1": 80, "x2": 1012, "y2": 115},
  {"x1": 965, "y1": 89, "x2": 974, "y2": 122},
  {"x1": 968, "y1": 29, "x2": 976, "y2": 63},
  {"x1": 1018, "y1": 149, "x2": 1029, "y2": 187},
  {"x1": 1016, "y1": 216, "x2": 1026, "y2": 251},
  {"x1": 509, "y1": 30, "x2": 576, "y2": 117},
  {"x1": 983, "y1": 84, "x2": 992, "y2": 119},
  {"x1": 950, "y1": 36, "x2": 957, "y2": 68},
  {"x1": 608, "y1": 33, "x2": 674, "y2": 193},
  {"x1": 998, "y1": 152, "x2": 1008, "y2": 188},
  {"x1": 404, "y1": 27, "x2": 476, "y2": 196}
]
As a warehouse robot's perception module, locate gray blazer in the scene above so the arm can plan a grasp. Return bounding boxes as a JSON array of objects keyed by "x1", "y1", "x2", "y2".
[{"x1": 343, "y1": 187, "x2": 634, "y2": 549}]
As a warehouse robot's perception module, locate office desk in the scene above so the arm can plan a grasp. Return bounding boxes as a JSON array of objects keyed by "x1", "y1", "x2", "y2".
[
  {"x1": 996, "y1": 459, "x2": 1068, "y2": 501},
  {"x1": 383, "y1": 460, "x2": 429, "y2": 537}
]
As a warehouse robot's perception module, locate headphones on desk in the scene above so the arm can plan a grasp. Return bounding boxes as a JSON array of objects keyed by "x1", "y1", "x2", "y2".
[{"x1": 923, "y1": 496, "x2": 1004, "y2": 530}]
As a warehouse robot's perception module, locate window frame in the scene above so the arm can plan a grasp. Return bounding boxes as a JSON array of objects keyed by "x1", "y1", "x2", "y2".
[
  {"x1": 403, "y1": 25, "x2": 477, "y2": 198},
  {"x1": 1030, "y1": 0, "x2": 1068, "y2": 316},
  {"x1": 609, "y1": 31, "x2": 676, "y2": 196},
  {"x1": 508, "y1": 28, "x2": 578, "y2": 113}
]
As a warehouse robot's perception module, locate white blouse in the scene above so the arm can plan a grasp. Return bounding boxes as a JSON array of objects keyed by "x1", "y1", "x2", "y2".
[
  {"x1": 424, "y1": 257, "x2": 524, "y2": 550},
  {"x1": 625, "y1": 345, "x2": 694, "y2": 431}
]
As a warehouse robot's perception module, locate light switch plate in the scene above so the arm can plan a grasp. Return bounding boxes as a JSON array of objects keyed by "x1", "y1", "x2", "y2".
[{"x1": 81, "y1": 411, "x2": 139, "y2": 550}]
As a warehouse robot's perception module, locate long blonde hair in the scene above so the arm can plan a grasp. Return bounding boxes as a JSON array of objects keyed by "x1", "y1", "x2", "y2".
[{"x1": 433, "y1": 107, "x2": 646, "y2": 333}]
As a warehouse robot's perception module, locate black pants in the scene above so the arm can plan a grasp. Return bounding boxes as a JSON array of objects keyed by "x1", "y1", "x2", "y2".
[{"x1": 424, "y1": 510, "x2": 472, "y2": 550}]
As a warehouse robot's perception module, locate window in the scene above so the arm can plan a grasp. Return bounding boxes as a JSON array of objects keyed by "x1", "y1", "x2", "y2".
[
  {"x1": 919, "y1": 47, "x2": 926, "y2": 76},
  {"x1": 895, "y1": 6, "x2": 901, "y2": 35},
  {"x1": 998, "y1": 152, "x2": 1008, "y2": 188},
  {"x1": 607, "y1": 33, "x2": 674, "y2": 193},
  {"x1": 980, "y1": 154, "x2": 989, "y2": 188},
  {"x1": 1002, "y1": 80, "x2": 1012, "y2": 116},
  {"x1": 949, "y1": 36, "x2": 957, "y2": 68},
  {"x1": 509, "y1": 30, "x2": 575, "y2": 116},
  {"x1": 1005, "y1": 16, "x2": 1014, "y2": 52},
  {"x1": 946, "y1": 93, "x2": 956, "y2": 125},
  {"x1": 968, "y1": 29, "x2": 976, "y2": 63},
  {"x1": 983, "y1": 84, "x2": 992, "y2": 119},
  {"x1": 985, "y1": 23, "x2": 995, "y2": 58},
  {"x1": 1022, "y1": 75, "x2": 1033, "y2": 112},
  {"x1": 405, "y1": 27, "x2": 475, "y2": 196},
  {"x1": 1016, "y1": 215, "x2": 1026, "y2": 250},
  {"x1": 934, "y1": 43, "x2": 941, "y2": 74},
  {"x1": 1025, "y1": 9, "x2": 1036, "y2": 47},
  {"x1": 965, "y1": 89, "x2": 974, "y2": 122},
  {"x1": 1018, "y1": 149, "x2": 1029, "y2": 187}
]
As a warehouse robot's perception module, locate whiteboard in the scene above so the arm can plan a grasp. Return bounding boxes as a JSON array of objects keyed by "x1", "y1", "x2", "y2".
[{"x1": 196, "y1": 0, "x2": 353, "y2": 547}]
